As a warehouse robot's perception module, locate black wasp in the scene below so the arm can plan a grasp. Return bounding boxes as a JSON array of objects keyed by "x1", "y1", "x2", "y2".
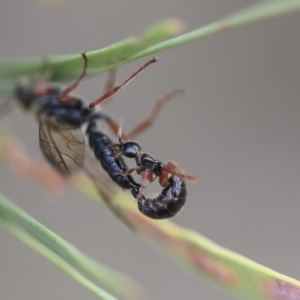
[
  {"x1": 14, "y1": 54, "x2": 90, "y2": 176},
  {"x1": 86, "y1": 76, "x2": 199, "y2": 219},
  {"x1": 13, "y1": 53, "x2": 198, "y2": 219},
  {"x1": 13, "y1": 53, "x2": 156, "y2": 177}
]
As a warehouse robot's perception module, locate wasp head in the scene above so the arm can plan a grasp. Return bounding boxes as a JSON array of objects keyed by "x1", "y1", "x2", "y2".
[{"x1": 14, "y1": 77, "x2": 37, "y2": 110}]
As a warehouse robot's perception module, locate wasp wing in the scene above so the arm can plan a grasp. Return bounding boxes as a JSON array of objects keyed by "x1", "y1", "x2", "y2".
[{"x1": 39, "y1": 120, "x2": 85, "y2": 177}]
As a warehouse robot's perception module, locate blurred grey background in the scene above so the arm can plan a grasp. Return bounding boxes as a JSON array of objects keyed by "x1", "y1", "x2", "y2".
[{"x1": 1, "y1": 1, "x2": 300, "y2": 299}]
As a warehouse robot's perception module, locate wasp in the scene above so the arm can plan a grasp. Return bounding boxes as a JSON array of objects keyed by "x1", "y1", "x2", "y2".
[
  {"x1": 12, "y1": 53, "x2": 198, "y2": 219},
  {"x1": 13, "y1": 53, "x2": 158, "y2": 177},
  {"x1": 86, "y1": 117, "x2": 191, "y2": 219},
  {"x1": 103, "y1": 131, "x2": 198, "y2": 219}
]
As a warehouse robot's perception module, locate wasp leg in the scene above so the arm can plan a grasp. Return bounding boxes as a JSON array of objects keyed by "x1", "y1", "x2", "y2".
[
  {"x1": 57, "y1": 52, "x2": 88, "y2": 103},
  {"x1": 89, "y1": 58, "x2": 157, "y2": 109}
]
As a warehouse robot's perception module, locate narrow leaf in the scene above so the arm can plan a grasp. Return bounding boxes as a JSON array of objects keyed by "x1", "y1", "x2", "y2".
[{"x1": 0, "y1": 193, "x2": 142, "y2": 300}]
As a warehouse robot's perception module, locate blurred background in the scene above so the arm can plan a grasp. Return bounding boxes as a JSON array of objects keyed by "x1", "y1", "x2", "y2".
[{"x1": 0, "y1": 0, "x2": 300, "y2": 299}]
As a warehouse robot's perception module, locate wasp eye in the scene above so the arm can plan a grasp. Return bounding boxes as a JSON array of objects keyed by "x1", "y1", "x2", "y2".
[{"x1": 15, "y1": 79, "x2": 35, "y2": 109}]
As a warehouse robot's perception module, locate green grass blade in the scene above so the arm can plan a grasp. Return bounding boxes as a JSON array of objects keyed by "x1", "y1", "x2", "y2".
[
  {"x1": 0, "y1": 217, "x2": 118, "y2": 300},
  {"x1": 0, "y1": 18, "x2": 184, "y2": 84},
  {"x1": 1, "y1": 0, "x2": 300, "y2": 94},
  {"x1": 131, "y1": 0, "x2": 300, "y2": 59},
  {"x1": 79, "y1": 177, "x2": 300, "y2": 300},
  {"x1": 0, "y1": 193, "x2": 142, "y2": 300}
]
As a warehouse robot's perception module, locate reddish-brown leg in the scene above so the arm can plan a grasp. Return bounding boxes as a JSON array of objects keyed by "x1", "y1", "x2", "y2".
[
  {"x1": 89, "y1": 58, "x2": 158, "y2": 109},
  {"x1": 146, "y1": 170, "x2": 157, "y2": 183},
  {"x1": 105, "y1": 118, "x2": 120, "y2": 137},
  {"x1": 57, "y1": 52, "x2": 88, "y2": 103},
  {"x1": 124, "y1": 89, "x2": 184, "y2": 140},
  {"x1": 102, "y1": 68, "x2": 117, "y2": 105},
  {"x1": 101, "y1": 89, "x2": 184, "y2": 140},
  {"x1": 163, "y1": 160, "x2": 200, "y2": 183},
  {"x1": 31, "y1": 57, "x2": 56, "y2": 97},
  {"x1": 158, "y1": 168, "x2": 169, "y2": 187}
]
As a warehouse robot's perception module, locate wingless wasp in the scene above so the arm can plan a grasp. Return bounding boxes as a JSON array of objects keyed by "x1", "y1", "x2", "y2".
[{"x1": 13, "y1": 53, "x2": 198, "y2": 219}]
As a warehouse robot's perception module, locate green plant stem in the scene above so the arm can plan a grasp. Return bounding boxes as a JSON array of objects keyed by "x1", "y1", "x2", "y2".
[
  {"x1": 0, "y1": 193, "x2": 141, "y2": 299},
  {"x1": 0, "y1": 217, "x2": 119, "y2": 300},
  {"x1": 131, "y1": 0, "x2": 300, "y2": 59},
  {"x1": 1, "y1": 0, "x2": 300, "y2": 93}
]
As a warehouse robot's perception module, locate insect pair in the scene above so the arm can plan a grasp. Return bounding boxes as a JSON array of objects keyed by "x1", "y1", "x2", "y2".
[{"x1": 13, "y1": 53, "x2": 198, "y2": 219}]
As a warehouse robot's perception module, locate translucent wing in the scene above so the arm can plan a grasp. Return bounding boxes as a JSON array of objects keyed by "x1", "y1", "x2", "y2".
[{"x1": 39, "y1": 120, "x2": 85, "y2": 176}]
